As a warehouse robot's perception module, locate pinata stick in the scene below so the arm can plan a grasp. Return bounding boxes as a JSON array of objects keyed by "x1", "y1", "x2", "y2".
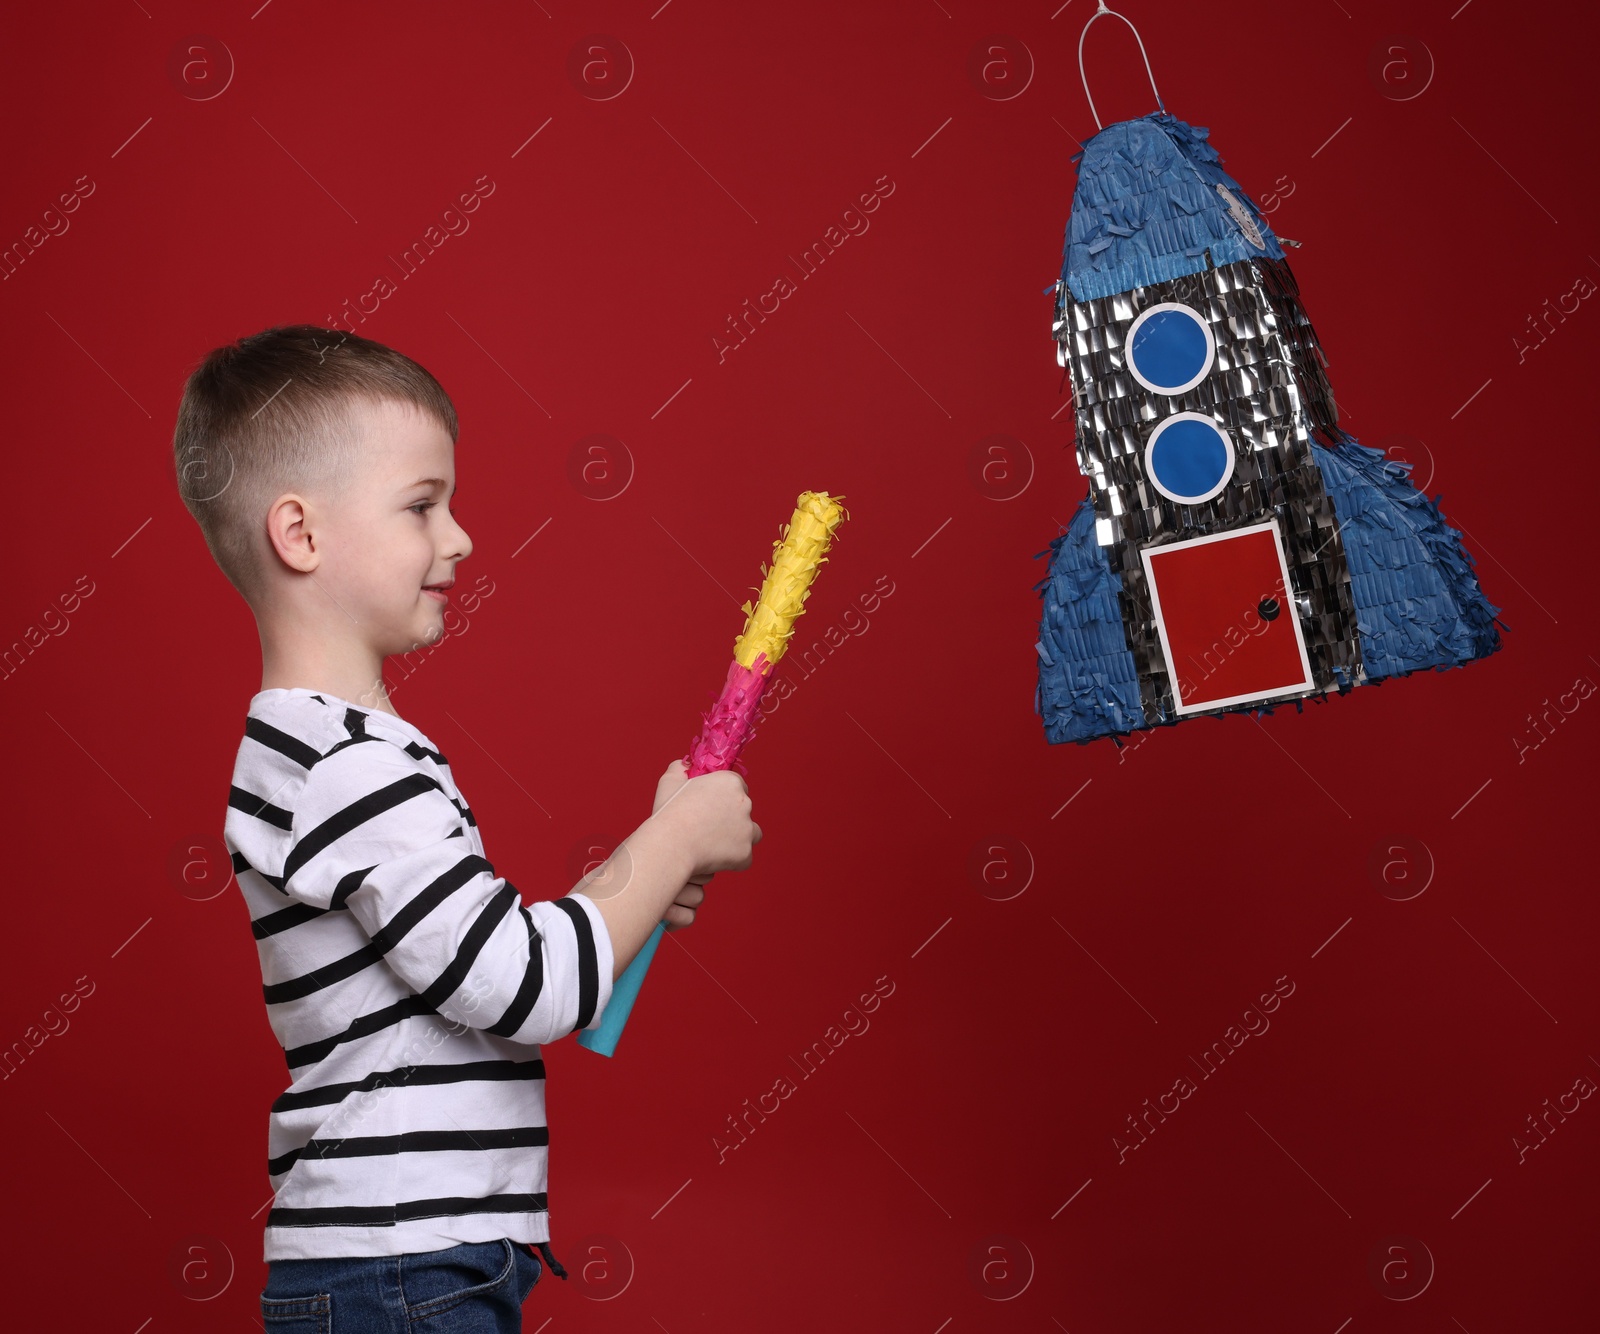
[{"x1": 577, "y1": 490, "x2": 848, "y2": 1057}]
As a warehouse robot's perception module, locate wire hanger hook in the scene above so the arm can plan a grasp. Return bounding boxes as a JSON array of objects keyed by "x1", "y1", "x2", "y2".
[{"x1": 1078, "y1": 1, "x2": 1166, "y2": 132}]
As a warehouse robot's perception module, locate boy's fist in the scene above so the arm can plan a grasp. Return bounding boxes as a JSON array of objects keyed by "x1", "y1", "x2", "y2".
[{"x1": 652, "y1": 759, "x2": 762, "y2": 881}]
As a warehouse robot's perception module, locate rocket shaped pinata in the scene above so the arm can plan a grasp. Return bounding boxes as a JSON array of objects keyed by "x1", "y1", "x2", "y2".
[{"x1": 1033, "y1": 110, "x2": 1502, "y2": 744}]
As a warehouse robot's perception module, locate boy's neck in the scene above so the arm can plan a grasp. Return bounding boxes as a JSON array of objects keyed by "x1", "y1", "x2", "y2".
[{"x1": 257, "y1": 624, "x2": 398, "y2": 717}]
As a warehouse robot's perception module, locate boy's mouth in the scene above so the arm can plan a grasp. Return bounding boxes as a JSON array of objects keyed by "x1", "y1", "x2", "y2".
[{"x1": 423, "y1": 580, "x2": 453, "y2": 605}]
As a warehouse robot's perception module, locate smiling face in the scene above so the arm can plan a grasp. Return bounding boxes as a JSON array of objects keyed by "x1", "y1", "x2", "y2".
[{"x1": 316, "y1": 395, "x2": 473, "y2": 657}]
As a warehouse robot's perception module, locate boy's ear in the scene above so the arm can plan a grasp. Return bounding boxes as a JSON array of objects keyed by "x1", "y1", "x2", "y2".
[{"x1": 265, "y1": 493, "x2": 320, "y2": 574}]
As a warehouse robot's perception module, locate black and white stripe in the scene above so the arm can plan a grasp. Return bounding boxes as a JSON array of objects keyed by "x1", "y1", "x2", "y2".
[{"x1": 223, "y1": 688, "x2": 613, "y2": 1262}]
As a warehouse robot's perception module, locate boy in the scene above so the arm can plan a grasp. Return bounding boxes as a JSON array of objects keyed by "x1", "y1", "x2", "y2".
[{"x1": 173, "y1": 325, "x2": 760, "y2": 1329}]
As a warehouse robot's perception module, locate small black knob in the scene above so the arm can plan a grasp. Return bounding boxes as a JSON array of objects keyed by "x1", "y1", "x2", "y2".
[{"x1": 1257, "y1": 597, "x2": 1281, "y2": 621}]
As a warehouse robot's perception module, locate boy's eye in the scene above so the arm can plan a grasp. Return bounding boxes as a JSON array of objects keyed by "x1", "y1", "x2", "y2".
[{"x1": 410, "y1": 501, "x2": 435, "y2": 515}]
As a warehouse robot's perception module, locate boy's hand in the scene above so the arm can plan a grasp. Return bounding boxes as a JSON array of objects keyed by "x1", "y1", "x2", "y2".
[
  {"x1": 655, "y1": 762, "x2": 710, "y2": 930},
  {"x1": 663, "y1": 873, "x2": 711, "y2": 932},
  {"x1": 650, "y1": 757, "x2": 761, "y2": 883},
  {"x1": 652, "y1": 758, "x2": 692, "y2": 817}
]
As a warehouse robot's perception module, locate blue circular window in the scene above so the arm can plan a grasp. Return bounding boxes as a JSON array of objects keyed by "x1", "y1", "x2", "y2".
[
  {"x1": 1125, "y1": 302, "x2": 1215, "y2": 395},
  {"x1": 1143, "y1": 413, "x2": 1235, "y2": 504}
]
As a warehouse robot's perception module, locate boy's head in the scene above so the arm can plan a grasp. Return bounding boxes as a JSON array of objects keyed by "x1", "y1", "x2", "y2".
[{"x1": 173, "y1": 325, "x2": 472, "y2": 659}]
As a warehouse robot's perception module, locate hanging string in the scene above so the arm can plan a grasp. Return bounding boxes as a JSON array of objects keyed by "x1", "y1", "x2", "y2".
[{"x1": 1078, "y1": 1, "x2": 1166, "y2": 132}]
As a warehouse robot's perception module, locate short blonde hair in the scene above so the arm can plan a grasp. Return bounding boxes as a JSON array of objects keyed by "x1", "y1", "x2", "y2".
[{"x1": 172, "y1": 324, "x2": 458, "y2": 601}]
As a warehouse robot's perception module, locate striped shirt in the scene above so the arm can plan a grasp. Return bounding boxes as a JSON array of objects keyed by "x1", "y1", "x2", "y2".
[{"x1": 224, "y1": 688, "x2": 614, "y2": 1261}]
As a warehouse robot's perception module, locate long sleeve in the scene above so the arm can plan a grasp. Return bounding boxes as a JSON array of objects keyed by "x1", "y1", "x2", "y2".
[{"x1": 278, "y1": 736, "x2": 613, "y2": 1045}]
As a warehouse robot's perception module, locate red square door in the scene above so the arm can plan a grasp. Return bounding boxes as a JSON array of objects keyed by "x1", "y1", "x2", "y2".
[{"x1": 1140, "y1": 520, "x2": 1315, "y2": 714}]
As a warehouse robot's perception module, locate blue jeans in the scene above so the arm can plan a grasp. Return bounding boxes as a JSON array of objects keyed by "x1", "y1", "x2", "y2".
[{"x1": 260, "y1": 1237, "x2": 547, "y2": 1332}]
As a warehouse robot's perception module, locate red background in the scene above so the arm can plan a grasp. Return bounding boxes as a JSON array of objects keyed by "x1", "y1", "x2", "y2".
[{"x1": 2, "y1": 2, "x2": 1596, "y2": 1329}]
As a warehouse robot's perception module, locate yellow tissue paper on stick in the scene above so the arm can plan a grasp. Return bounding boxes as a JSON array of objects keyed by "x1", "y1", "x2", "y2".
[{"x1": 735, "y1": 490, "x2": 850, "y2": 674}]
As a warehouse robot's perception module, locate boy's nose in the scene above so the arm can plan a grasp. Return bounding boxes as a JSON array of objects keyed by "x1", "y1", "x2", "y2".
[{"x1": 447, "y1": 516, "x2": 473, "y2": 561}]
